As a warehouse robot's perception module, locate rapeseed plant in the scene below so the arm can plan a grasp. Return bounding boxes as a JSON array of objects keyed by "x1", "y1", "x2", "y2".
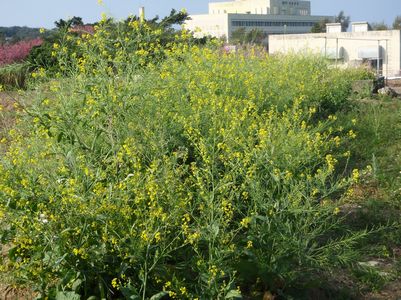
[{"x1": 0, "y1": 16, "x2": 373, "y2": 299}]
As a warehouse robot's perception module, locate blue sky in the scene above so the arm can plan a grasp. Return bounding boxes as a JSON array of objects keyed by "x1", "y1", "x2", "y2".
[{"x1": 0, "y1": 0, "x2": 400, "y2": 28}]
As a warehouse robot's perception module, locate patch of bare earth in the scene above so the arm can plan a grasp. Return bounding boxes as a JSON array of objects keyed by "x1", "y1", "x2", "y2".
[
  {"x1": 0, "y1": 285, "x2": 37, "y2": 300},
  {"x1": 364, "y1": 281, "x2": 401, "y2": 300},
  {"x1": 1, "y1": 92, "x2": 37, "y2": 299},
  {"x1": 0, "y1": 91, "x2": 18, "y2": 134},
  {"x1": 387, "y1": 79, "x2": 401, "y2": 95}
]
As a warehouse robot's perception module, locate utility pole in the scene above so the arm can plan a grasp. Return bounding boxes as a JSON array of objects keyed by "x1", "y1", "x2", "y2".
[
  {"x1": 377, "y1": 40, "x2": 380, "y2": 76},
  {"x1": 139, "y1": 6, "x2": 145, "y2": 23}
]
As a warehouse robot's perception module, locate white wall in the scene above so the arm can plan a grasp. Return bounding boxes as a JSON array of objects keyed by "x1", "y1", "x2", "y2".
[
  {"x1": 209, "y1": 0, "x2": 269, "y2": 15},
  {"x1": 184, "y1": 14, "x2": 229, "y2": 40},
  {"x1": 208, "y1": 0, "x2": 311, "y2": 16},
  {"x1": 269, "y1": 30, "x2": 401, "y2": 77}
]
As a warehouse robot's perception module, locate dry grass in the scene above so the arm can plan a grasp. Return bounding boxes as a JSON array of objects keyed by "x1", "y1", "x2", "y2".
[{"x1": 0, "y1": 91, "x2": 18, "y2": 146}]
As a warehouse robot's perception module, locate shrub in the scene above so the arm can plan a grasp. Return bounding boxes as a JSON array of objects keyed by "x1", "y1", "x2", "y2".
[
  {"x1": 0, "y1": 38, "x2": 42, "y2": 66},
  {"x1": 0, "y1": 63, "x2": 30, "y2": 89},
  {"x1": 0, "y1": 21, "x2": 370, "y2": 299},
  {"x1": 26, "y1": 10, "x2": 206, "y2": 77}
]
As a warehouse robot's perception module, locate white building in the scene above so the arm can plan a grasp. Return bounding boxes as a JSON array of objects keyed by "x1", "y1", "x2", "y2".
[
  {"x1": 184, "y1": 0, "x2": 332, "y2": 41},
  {"x1": 269, "y1": 23, "x2": 401, "y2": 78}
]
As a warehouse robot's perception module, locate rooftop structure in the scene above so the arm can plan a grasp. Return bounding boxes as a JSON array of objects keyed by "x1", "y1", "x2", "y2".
[
  {"x1": 184, "y1": 0, "x2": 332, "y2": 41},
  {"x1": 208, "y1": 0, "x2": 311, "y2": 16}
]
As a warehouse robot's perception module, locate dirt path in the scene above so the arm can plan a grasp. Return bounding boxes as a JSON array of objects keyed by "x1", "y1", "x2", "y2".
[
  {"x1": 0, "y1": 285, "x2": 37, "y2": 300},
  {"x1": 365, "y1": 281, "x2": 401, "y2": 300},
  {"x1": 0, "y1": 91, "x2": 18, "y2": 146}
]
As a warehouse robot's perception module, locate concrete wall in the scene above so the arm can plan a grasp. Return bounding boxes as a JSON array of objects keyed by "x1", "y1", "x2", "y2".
[
  {"x1": 270, "y1": 0, "x2": 310, "y2": 16},
  {"x1": 209, "y1": 0, "x2": 269, "y2": 15},
  {"x1": 185, "y1": 0, "x2": 332, "y2": 43},
  {"x1": 227, "y1": 13, "x2": 329, "y2": 36},
  {"x1": 185, "y1": 13, "x2": 330, "y2": 41},
  {"x1": 185, "y1": 14, "x2": 229, "y2": 39},
  {"x1": 209, "y1": 0, "x2": 311, "y2": 16},
  {"x1": 269, "y1": 30, "x2": 401, "y2": 77}
]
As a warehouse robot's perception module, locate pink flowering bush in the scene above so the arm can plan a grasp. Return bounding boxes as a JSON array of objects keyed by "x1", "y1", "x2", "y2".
[{"x1": 0, "y1": 38, "x2": 43, "y2": 66}]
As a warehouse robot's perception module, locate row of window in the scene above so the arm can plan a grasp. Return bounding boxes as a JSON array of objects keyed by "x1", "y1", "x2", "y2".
[
  {"x1": 232, "y1": 20, "x2": 316, "y2": 27},
  {"x1": 282, "y1": 1, "x2": 300, "y2": 5}
]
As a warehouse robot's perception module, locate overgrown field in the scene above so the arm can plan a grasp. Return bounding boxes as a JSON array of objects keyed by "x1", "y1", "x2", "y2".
[{"x1": 1, "y1": 18, "x2": 399, "y2": 299}]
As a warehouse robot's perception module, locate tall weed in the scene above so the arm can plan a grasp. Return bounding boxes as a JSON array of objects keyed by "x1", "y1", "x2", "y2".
[{"x1": 0, "y1": 20, "x2": 371, "y2": 298}]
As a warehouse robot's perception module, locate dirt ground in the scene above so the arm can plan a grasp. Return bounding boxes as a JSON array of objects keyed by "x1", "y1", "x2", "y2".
[
  {"x1": 0, "y1": 92, "x2": 16, "y2": 110},
  {"x1": 387, "y1": 78, "x2": 401, "y2": 95},
  {"x1": 0, "y1": 285, "x2": 37, "y2": 300},
  {"x1": 0, "y1": 91, "x2": 17, "y2": 128}
]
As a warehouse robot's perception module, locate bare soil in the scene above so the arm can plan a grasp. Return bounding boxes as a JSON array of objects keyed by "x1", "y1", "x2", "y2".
[
  {"x1": 387, "y1": 79, "x2": 401, "y2": 95},
  {"x1": 0, "y1": 285, "x2": 37, "y2": 300},
  {"x1": 0, "y1": 91, "x2": 17, "y2": 130},
  {"x1": 364, "y1": 281, "x2": 401, "y2": 300}
]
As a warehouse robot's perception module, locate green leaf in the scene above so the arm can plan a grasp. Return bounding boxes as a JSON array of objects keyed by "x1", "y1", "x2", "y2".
[
  {"x1": 150, "y1": 291, "x2": 168, "y2": 300},
  {"x1": 72, "y1": 278, "x2": 83, "y2": 292},
  {"x1": 55, "y1": 291, "x2": 81, "y2": 300},
  {"x1": 225, "y1": 290, "x2": 242, "y2": 299},
  {"x1": 120, "y1": 284, "x2": 140, "y2": 299}
]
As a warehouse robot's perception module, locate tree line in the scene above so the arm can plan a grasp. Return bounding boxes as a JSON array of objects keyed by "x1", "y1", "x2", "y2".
[{"x1": 312, "y1": 13, "x2": 401, "y2": 32}]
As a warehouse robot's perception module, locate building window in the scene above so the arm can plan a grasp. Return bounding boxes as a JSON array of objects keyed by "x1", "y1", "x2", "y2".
[{"x1": 231, "y1": 20, "x2": 317, "y2": 27}]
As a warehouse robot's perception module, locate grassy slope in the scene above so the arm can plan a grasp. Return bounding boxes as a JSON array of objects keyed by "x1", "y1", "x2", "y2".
[{"x1": 341, "y1": 97, "x2": 401, "y2": 298}]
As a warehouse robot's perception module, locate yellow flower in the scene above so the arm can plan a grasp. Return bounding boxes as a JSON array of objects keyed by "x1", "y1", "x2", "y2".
[
  {"x1": 180, "y1": 287, "x2": 187, "y2": 295},
  {"x1": 39, "y1": 28, "x2": 45, "y2": 33},
  {"x1": 111, "y1": 278, "x2": 119, "y2": 289},
  {"x1": 246, "y1": 240, "x2": 253, "y2": 249},
  {"x1": 240, "y1": 217, "x2": 251, "y2": 228},
  {"x1": 352, "y1": 169, "x2": 360, "y2": 183},
  {"x1": 334, "y1": 207, "x2": 341, "y2": 215},
  {"x1": 348, "y1": 130, "x2": 357, "y2": 139},
  {"x1": 164, "y1": 281, "x2": 172, "y2": 289},
  {"x1": 325, "y1": 154, "x2": 337, "y2": 172}
]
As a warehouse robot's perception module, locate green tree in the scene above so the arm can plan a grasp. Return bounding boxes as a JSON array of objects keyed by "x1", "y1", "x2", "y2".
[
  {"x1": 159, "y1": 9, "x2": 188, "y2": 28},
  {"x1": 393, "y1": 15, "x2": 401, "y2": 30},
  {"x1": 231, "y1": 27, "x2": 247, "y2": 43},
  {"x1": 54, "y1": 16, "x2": 84, "y2": 29},
  {"x1": 311, "y1": 18, "x2": 331, "y2": 33},
  {"x1": 230, "y1": 27, "x2": 267, "y2": 45},
  {"x1": 371, "y1": 22, "x2": 389, "y2": 31},
  {"x1": 335, "y1": 11, "x2": 351, "y2": 32},
  {"x1": 245, "y1": 28, "x2": 267, "y2": 44}
]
